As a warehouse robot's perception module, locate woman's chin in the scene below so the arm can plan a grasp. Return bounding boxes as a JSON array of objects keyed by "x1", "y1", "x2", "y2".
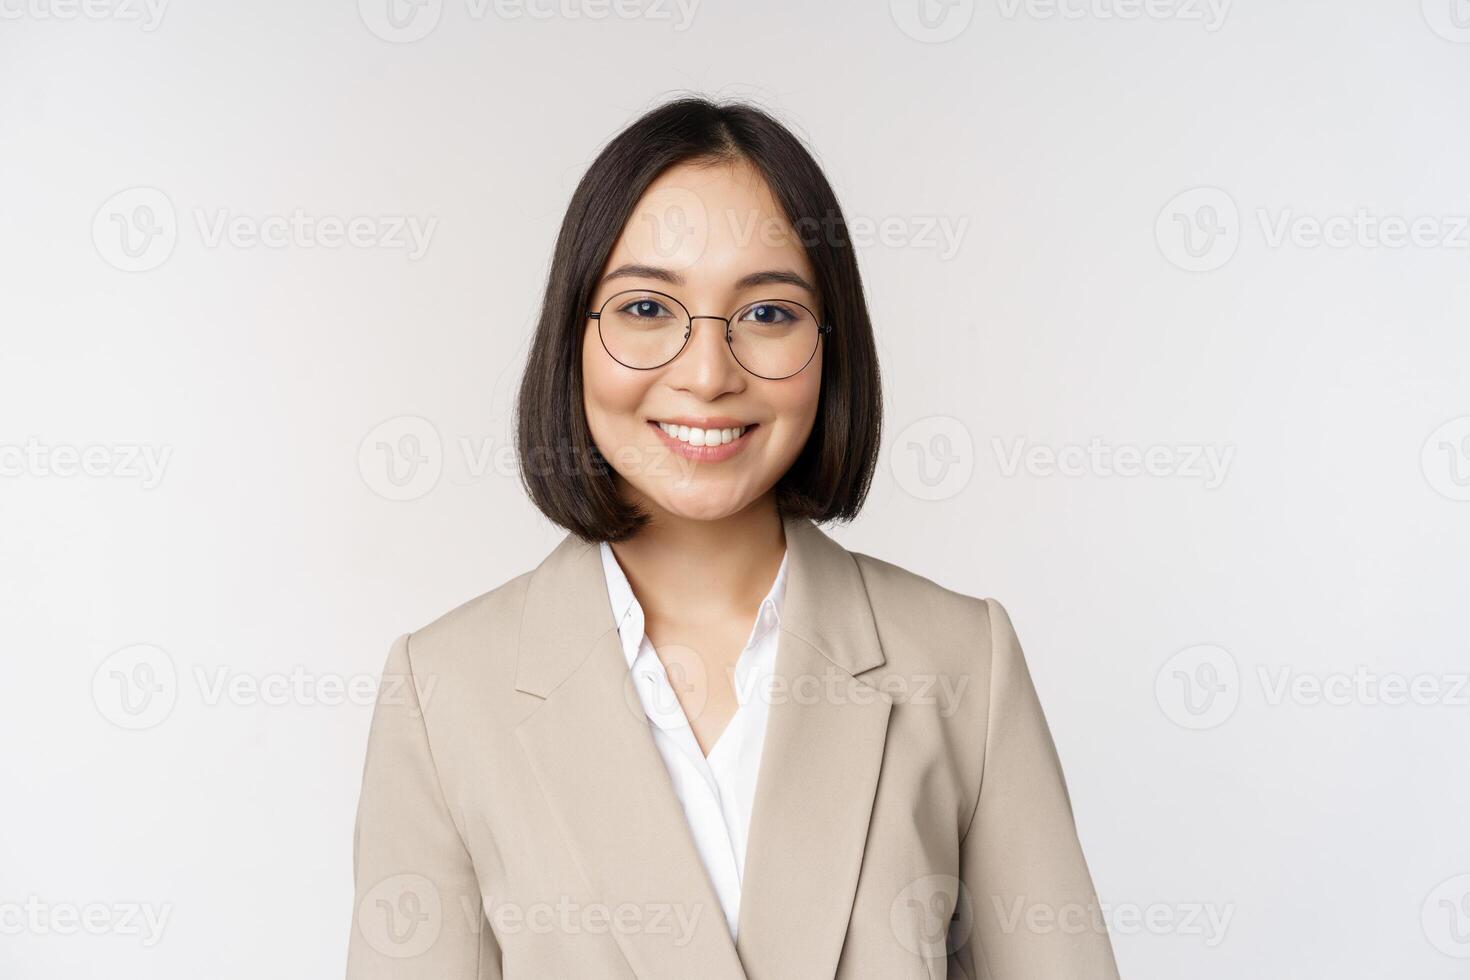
[{"x1": 645, "y1": 487, "x2": 753, "y2": 524}]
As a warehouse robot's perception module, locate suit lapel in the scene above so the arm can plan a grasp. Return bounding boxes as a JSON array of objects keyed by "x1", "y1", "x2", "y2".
[
  {"x1": 734, "y1": 515, "x2": 893, "y2": 980},
  {"x1": 512, "y1": 531, "x2": 746, "y2": 980},
  {"x1": 511, "y1": 514, "x2": 891, "y2": 980}
]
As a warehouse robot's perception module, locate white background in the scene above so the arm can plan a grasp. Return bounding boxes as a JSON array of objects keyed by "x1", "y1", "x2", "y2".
[{"x1": 2, "y1": 0, "x2": 1468, "y2": 976}]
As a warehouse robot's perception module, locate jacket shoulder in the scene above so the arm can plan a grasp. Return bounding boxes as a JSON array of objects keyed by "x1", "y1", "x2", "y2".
[
  {"x1": 850, "y1": 550, "x2": 1000, "y2": 677},
  {"x1": 400, "y1": 568, "x2": 535, "y2": 681}
]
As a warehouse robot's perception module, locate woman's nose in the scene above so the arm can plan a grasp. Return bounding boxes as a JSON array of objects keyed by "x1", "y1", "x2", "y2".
[{"x1": 670, "y1": 316, "x2": 745, "y2": 388}]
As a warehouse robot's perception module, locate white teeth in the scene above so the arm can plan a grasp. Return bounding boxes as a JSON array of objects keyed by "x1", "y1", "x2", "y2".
[{"x1": 657, "y1": 422, "x2": 746, "y2": 446}]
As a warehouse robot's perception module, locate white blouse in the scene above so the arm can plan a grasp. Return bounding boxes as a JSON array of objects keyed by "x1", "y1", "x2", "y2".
[{"x1": 597, "y1": 541, "x2": 790, "y2": 940}]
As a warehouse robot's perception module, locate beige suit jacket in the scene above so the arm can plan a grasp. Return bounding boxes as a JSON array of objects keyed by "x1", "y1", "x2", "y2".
[{"x1": 346, "y1": 514, "x2": 1120, "y2": 979}]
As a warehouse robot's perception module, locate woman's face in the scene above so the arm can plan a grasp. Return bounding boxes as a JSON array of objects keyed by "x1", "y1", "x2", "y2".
[{"x1": 582, "y1": 158, "x2": 823, "y2": 523}]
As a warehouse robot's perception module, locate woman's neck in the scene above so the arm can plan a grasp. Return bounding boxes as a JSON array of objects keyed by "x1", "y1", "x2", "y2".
[{"x1": 606, "y1": 495, "x2": 787, "y2": 628}]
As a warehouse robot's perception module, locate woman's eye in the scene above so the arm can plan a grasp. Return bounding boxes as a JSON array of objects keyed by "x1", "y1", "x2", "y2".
[
  {"x1": 743, "y1": 303, "x2": 794, "y2": 324},
  {"x1": 622, "y1": 300, "x2": 669, "y2": 318}
]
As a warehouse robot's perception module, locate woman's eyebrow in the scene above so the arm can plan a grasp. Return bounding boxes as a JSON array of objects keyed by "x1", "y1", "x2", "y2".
[{"x1": 600, "y1": 263, "x2": 817, "y2": 295}]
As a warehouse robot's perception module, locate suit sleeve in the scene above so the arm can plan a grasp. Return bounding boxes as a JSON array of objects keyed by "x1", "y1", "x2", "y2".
[
  {"x1": 951, "y1": 599, "x2": 1120, "y2": 980},
  {"x1": 347, "y1": 633, "x2": 503, "y2": 979}
]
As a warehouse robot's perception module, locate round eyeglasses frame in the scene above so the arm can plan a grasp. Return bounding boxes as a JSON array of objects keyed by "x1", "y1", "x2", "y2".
[{"x1": 587, "y1": 288, "x2": 832, "y2": 381}]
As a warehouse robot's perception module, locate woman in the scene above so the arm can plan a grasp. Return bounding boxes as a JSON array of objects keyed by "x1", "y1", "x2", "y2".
[{"x1": 347, "y1": 96, "x2": 1119, "y2": 979}]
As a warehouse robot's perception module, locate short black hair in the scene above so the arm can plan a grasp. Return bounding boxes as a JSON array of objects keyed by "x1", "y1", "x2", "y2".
[{"x1": 515, "y1": 94, "x2": 883, "y2": 543}]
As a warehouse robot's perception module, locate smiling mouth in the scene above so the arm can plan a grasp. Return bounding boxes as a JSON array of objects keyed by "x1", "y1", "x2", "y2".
[{"x1": 646, "y1": 420, "x2": 758, "y2": 447}]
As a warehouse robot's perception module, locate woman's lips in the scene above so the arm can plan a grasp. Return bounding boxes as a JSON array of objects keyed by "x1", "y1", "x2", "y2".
[{"x1": 647, "y1": 420, "x2": 758, "y2": 462}]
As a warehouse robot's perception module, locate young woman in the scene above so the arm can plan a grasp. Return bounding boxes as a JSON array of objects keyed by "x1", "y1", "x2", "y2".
[{"x1": 347, "y1": 96, "x2": 1119, "y2": 980}]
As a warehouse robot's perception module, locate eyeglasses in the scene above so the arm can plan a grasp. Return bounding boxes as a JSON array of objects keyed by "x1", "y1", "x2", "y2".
[{"x1": 587, "y1": 288, "x2": 831, "y2": 381}]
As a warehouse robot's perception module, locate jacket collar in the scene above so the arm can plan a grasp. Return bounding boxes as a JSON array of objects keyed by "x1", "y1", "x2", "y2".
[
  {"x1": 597, "y1": 536, "x2": 791, "y2": 671},
  {"x1": 514, "y1": 512, "x2": 885, "y2": 698},
  {"x1": 511, "y1": 512, "x2": 891, "y2": 979}
]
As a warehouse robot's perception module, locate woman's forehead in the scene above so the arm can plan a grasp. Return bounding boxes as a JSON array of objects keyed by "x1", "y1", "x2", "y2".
[{"x1": 609, "y1": 161, "x2": 814, "y2": 287}]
